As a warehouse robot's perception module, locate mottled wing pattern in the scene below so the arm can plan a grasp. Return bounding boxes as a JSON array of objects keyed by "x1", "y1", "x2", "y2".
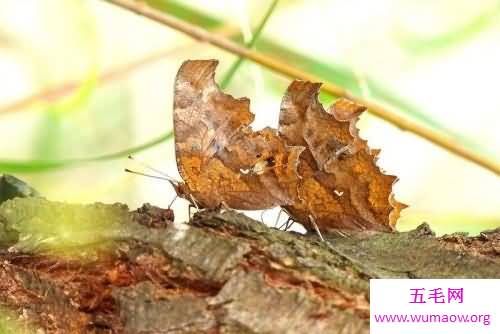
[
  {"x1": 173, "y1": 60, "x2": 302, "y2": 210},
  {"x1": 279, "y1": 80, "x2": 406, "y2": 231}
]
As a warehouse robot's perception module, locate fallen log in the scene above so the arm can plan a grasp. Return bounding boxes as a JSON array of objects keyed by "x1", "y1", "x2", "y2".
[{"x1": 0, "y1": 196, "x2": 498, "y2": 333}]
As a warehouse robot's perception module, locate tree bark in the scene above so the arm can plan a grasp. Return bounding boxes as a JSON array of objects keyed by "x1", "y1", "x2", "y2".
[{"x1": 0, "y1": 196, "x2": 498, "y2": 333}]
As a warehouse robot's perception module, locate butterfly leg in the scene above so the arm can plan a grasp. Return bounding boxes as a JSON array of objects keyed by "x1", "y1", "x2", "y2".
[
  {"x1": 186, "y1": 194, "x2": 200, "y2": 222},
  {"x1": 278, "y1": 217, "x2": 293, "y2": 231},
  {"x1": 284, "y1": 218, "x2": 296, "y2": 231},
  {"x1": 167, "y1": 194, "x2": 178, "y2": 209},
  {"x1": 308, "y1": 215, "x2": 325, "y2": 242},
  {"x1": 189, "y1": 194, "x2": 200, "y2": 211},
  {"x1": 188, "y1": 204, "x2": 195, "y2": 221},
  {"x1": 220, "y1": 201, "x2": 231, "y2": 212},
  {"x1": 187, "y1": 205, "x2": 205, "y2": 221},
  {"x1": 260, "y1": 210, "x2": 269, "y2": 225},
  {"x1": 273, "y1": 209, "x2": 283, "y2": 228}
]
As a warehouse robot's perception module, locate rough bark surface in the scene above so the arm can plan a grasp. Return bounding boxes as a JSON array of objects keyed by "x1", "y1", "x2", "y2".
[{"x1": 0, "y1": 196, "x2": 498, "y2": 333}]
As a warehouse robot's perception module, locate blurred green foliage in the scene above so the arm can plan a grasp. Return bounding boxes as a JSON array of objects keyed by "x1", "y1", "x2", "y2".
[
  {"x1": 0, "y1": 0, "x2": 493, "y2": 174},
  {"x1": 0, "y1": 197, "x2": 129, "y2": 254},
  {"x1": 395, "y1": 1, "x2": 500, "y2": 54}
]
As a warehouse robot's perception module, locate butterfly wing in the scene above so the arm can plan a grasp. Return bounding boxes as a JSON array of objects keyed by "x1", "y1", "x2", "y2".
[
  {"x1": 173, "y1": 60, "x2": 302, "y2": 210},
  {"x1": 279, "y1": 80, "x2": 405, "y2": 231}
]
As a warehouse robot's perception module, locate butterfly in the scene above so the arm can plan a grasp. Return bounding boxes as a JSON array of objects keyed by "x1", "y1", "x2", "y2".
[
  {"x1": 173, "y1": 60, "x2": 303, "y2": 210},
  {"x1": 172, "y1": 59, "x2": 405, "y2": 231}
]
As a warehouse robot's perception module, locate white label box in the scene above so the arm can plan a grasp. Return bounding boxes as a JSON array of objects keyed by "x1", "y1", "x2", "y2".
[{"x1": 370, "y1": 279, "x2": 500, "y2": 334}]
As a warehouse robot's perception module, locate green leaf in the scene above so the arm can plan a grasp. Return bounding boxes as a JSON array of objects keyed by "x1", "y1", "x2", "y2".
[{"x1": 0, "y1": 132, "x2": 173, "y2": 173}]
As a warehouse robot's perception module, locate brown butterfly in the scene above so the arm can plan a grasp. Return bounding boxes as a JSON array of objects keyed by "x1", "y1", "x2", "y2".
[
  {"x1": 278, "y1": 81, "x2": 406, "y2": 232},
  {"x1": 173, "y1": 60, "x2": 303, "y2": 210},
  {"x1": 172, "y1": 59, "x2": 405, "y2": 232}
]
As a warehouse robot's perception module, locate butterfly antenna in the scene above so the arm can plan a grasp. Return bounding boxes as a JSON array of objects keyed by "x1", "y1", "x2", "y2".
[
  {"x1": 189, "y1": 194, "x2": 200, "y2": 210},
  {"x1": 128, "y1": 155, "x2": 179, "y2": 184},
  {"x1": 125, "y1": 168, "x2": 178, "y2": 189},
  {"x1": 284, "y1": 219, "x2": 295, "y2": 231}
]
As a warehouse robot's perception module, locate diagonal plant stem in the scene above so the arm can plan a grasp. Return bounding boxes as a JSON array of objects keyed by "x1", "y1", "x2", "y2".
[
  {"x1": 143, "y1": 0, "x2": 476, "y2": 147},
  {"x1": 104, "y1": 0, "x2": 500, "y2": 176},
  {"x1": 220, "y1": 0, "x2": 280, "y2": 89}
]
